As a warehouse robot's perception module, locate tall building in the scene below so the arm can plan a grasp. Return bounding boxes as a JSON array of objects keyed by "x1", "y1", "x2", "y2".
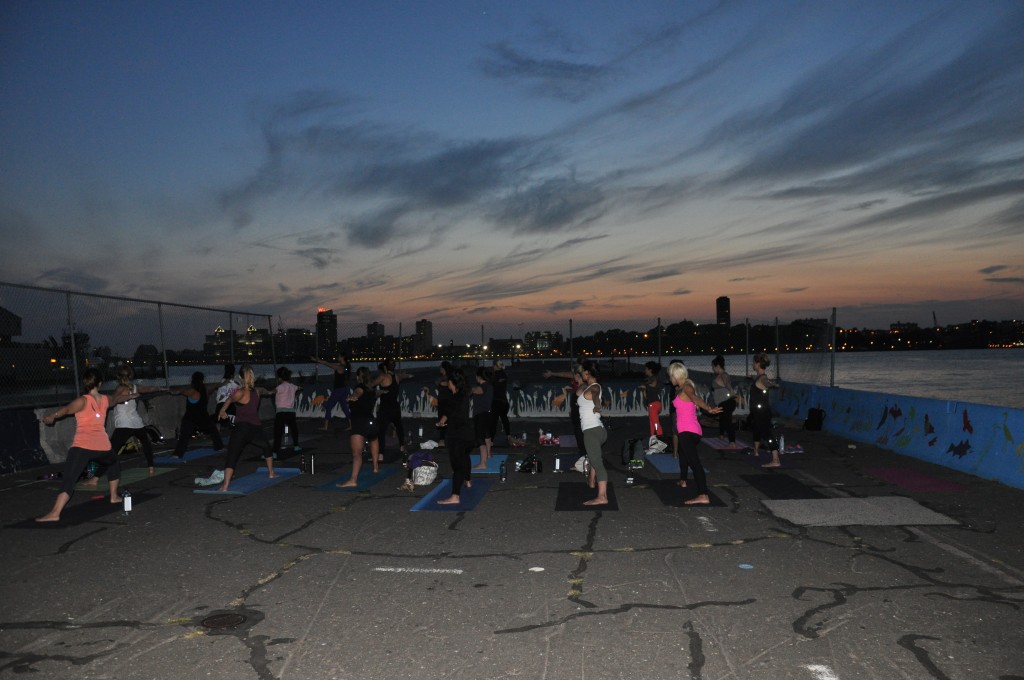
[
  {"x1": 316, "y1": 308, "x2": 338, "y2": 359},
  {"x1": 414, "y1": 318, "x2": 433, "y2": 356},
  {"x1": 367, "y1": 322, "x2": 385, "y2": 338},
  {"x1": 716, "y1": 296, "x2": 731, "y2": 326}
]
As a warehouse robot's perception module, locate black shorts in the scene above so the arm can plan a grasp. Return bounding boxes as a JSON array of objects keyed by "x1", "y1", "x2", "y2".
[
  {"x1": 351, "y1": 416, "x2": 380, "y2": 439},
  {"x1": 473, "y1": 413, "x2": 491, "y2": 444}
]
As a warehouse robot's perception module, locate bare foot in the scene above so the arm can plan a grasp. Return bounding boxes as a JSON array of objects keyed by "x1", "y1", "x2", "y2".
[
  {"x1": 677, "y1": 480, "x2": 688, "y2": 488},
  {"x1": 761, "y1": 462, "x2": 782, "y2": 469},
  {"x1": 583, "y1": 498, "x2": 608, "y2": 506},
  {"x1": 437, "y1": 496, "x2": 460, "y2": 505},
  {"x1": 110, "y1": 496, "x2": 123, "y2": 505},
  {"x1": 216, "y1": 484, "x2": 230, "y2": 492},
  {"x1": 35, "y1": 514, "x2": 60, "y2": 523},
  {"x1": 268, "y1": 472, "x2": 278, "y2": 479},
  {"x1": 80, "y1": 477, "x2": 98, "y2": 488},
  {"x1": 319, "y1": 425, "x2": 330, "y2": 432},
  {"x1": 336, "y1": 480, "x2": 358, "y2": 488},
  {"x1": 148, "y1": 467, "x2": 156, "y2": 476},
  {"x1": 471, "y1": 464, "x2": 488, "y2": 470},
  {"x1": 684, "y1": 495, "x2": 710, "y2": 505},
  {"x1": 464, "y1": 480, "x2": 472, "y2": 488}
]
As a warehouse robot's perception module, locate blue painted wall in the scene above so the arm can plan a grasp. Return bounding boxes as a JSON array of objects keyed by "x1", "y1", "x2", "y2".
[{"x1": 775, "y1": 381, "x2": 1024, "y2": 490}]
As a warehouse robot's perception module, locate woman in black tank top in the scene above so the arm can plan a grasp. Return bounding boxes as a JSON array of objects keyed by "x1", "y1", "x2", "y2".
[{"x1": 336, "y1": 367, "x2": 380, "y2": 487}]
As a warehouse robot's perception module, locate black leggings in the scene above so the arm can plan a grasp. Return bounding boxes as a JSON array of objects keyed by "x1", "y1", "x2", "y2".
[
  {"x1": 110, "y1": 427, "x2": 154, "y2": 467},
  {"x1": 224, "y1": 422, "x2": 271, "y2": 470},
  {"x1": 717, "y1": 398, "x2": 737, "y2": 442},
  {"x1": 273, "y1": 412, "x2": 298, "y2": 453},
  {"x1": 174, "y1": 415, "x2": 224, "y2": 456},
  {"x1": 59, "y1": 446, "x2": 119, "y2": 496},
  {"x1": 377, "y1": 405, "x2": 405, "y2": 452},
  {"x1": 489, "y1": 401, "x2": 510, "y2": 438},
  {"x1": 447, "y1": 435, "x2": 474, "y2": 496},
  {"x1": 678, "y1": 431, "x2": 708, "y2": 495}
]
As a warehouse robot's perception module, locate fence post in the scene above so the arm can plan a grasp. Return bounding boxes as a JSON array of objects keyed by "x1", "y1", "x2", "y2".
[
  {"x1": 229, "y1": 313, "x2": 235, "y2": 365},
  {"x1": 775, "y1": 317, "x2": 780, "y2": 380},
  {"x1": 569, "y1": 318, "x2": 574, "y2": 367},
  {"x1": 744, "y1": 318, "x2": 750, "y2": 377},
  {"x1": 657, "y1": 316, "x2": 662, "y2": 366},
  {"x1": 830, "y1": 307, "x2": 837, "y2": 388},
  {"x1": 158, "y1": 302, "x2": 169, "y2": 388},
  {"x1": 268, "y1": 315, "x2": 277, "y2": 372},
  {"x1": 66, "y1": 292, "x2": 80, "y2": 390}
]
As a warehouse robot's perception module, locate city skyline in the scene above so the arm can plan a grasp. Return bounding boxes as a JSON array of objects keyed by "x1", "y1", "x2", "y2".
[{"x1": 1, "y1": 2, "x2": 1022, "y2": 330}]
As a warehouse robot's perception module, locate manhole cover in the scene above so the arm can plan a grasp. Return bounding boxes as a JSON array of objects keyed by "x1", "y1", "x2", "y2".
[{"x1": 201, "y1": 612, "x2": 247, "y2": 630}]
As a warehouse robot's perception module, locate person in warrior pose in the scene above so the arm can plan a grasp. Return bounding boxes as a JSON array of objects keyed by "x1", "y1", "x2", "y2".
[
  {"x1": 216, "y1": 364, "x2": 276, "y2": 491},
  {"x1": 668, "y1": 361, "x2": 722, "y2": 506},
  {"x1": 36, "y1": 368, "x2": 139, "y2": 522}
]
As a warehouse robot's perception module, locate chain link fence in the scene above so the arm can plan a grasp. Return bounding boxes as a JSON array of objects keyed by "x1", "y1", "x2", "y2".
[{"x1": 2, "y1": 280, "x2": 837, "y2": 409}]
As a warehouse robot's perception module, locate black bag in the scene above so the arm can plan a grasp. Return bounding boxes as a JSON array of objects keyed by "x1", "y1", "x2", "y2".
[
  {"x1": 620, "y1": 438, "x2": 642, "y2": 465},
  {"x1": 805, "y1": 408, "x2": 825, "y2": 431}
]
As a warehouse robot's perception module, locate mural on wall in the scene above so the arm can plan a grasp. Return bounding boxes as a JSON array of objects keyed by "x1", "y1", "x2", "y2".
[{"x1": 777, "y1": 382, "x2": 1024, "y2": 490}]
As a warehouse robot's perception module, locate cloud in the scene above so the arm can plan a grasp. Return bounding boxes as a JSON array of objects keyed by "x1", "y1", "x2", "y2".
[
  {"x1": 979, "y1": 265, "x2": 1008, "y2": 275},
  {"x1": 671, "y1": 288, "x2": 692, "y2": 296},
  {"x1": 491, "y1": 176, "x2": 606, "y2": 233},
  {"x1": 479, "y1": 43, "x2": 608, "y2": 101},
  {"x1": 35, "y1": 268, "x2": 111, "y2": 292},
  {"x1": 985, "y1": 277, "x2": 1024, "y2": 284},
  {"x1": 630, "y1": 267, "x2": 680, "y2": 283},
  {"x1": 783, "y1": 287, "x2": 807, "y2": 293}
]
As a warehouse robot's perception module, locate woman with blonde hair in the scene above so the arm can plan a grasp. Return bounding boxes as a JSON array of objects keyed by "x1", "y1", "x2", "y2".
[
  {"x1": 216, "y1": 364, "x2": 275, "y2": 492},
  {"x1": 668, "y1": 361, "x2": 722, "y2": 506}
]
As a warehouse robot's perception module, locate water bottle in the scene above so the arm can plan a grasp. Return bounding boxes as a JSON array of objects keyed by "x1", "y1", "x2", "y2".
[
  {"x1": 122, "y1": 489, "x2": 132, "y2": 514},
  {"x1": 779, "y1": 433, "x2": 786, "y2": 455},
  {"x1": 533, "y1": 459, "x2": 541, "y2": 475},
  {"x1": 554, "y1": 456, "x2": 561, "y2": 473},
  {"x1": 418, "y1": 427, "x2": 424, "y2": 438},
  {"x1": 499, "y1": 460, "x2": 507, "y2": 482},
  {"x1": 309, "y1": 453, "x2": 316, "y2": 475},
  {"x1": 86, "y1": 461, "x2": 98, "y2": 478},
  {"x1": 300, "y1": 454, "x2": 306, "y2": 473}
]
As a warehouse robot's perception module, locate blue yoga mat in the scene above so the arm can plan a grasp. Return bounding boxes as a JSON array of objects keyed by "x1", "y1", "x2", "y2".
[
  {"x1": 154, "y1": 448, "x2": 220, "y2": 465},
  {"x1": 645, "y1": 454, "x2": 711, "y2": 476},
  {"x1": 645, "y1": 453, "x2": 681, "y2": 474},
  {"x1": 469, "y1": 453, "x2": 507, "y2": 474},
  {"x1": 319, "y1": 466, "x2": 400, "y2": 491},
  {"x1": 193, "y1": 466, "x2": 300, "y2": 495},
  {"x1": 411, "y1": 479, "x2": 494, "y2": 512}
]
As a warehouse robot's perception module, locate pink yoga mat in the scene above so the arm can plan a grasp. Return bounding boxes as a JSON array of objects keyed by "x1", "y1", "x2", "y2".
[{"x1": 865, "y1": 467, "x2": 967, "y2": 493}]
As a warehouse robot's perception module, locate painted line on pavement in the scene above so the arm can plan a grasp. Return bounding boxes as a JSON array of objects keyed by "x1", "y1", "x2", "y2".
[{"x1": 373, "y1": 567, "x2": 464, "y2": 575}]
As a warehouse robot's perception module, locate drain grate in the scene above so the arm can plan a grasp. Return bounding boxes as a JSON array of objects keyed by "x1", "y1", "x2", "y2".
[{"x1": 201, "y1": 612, "x2": 247, "y2": 630}]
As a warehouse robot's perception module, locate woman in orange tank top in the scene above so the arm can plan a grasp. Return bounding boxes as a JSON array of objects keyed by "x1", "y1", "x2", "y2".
[{"x1": 36, "y1": 367, "x2": 139, "y2": 522}]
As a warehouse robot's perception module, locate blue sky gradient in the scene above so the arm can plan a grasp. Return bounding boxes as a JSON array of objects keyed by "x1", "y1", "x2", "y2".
[{"x1": 1, "y1": 0, "x2": 1021, "y2": 330}]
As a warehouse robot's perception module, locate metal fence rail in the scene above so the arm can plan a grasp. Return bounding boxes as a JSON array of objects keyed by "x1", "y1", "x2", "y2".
[{"x1": 1, "y1": 281, "x2": 836, "y2": 409}]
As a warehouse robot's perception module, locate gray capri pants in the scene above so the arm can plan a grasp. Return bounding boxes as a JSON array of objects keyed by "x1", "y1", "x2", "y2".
[{"x1": 582, "y1": 425, "x2": 608, "y2": 482}]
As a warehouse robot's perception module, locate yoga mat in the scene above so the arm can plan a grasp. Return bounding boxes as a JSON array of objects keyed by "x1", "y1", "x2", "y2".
[
  {"x1": 469, "y1": 453, "x2": 508, "y2": 474},
  {"x1": 410, "y1": 479, "x2": 494, "y2": 512},
  {"x1": 558, "y1": 435, "x2": 577, "y2": 448},
  {"x1": 554, "y1": 482, "x2": 619, "y2": 511},
  {"x1": 740, "y1": 473, "x2": 827, "y2": 500},
  {"x1": 154, "y1": 448, "x2": 220, "y2": 465},
  {"x1": 8, "y1": 492, "x2": 160, "y2": 528},
  {"x1": 75, "y1": 466, "x2": 176, "y2": 490},
  {"x1": 647, "y1": 479, "x2": 726, "y2": 508},
  {"x1": 193, "y1": 467, "x2": 300, "y2": 495},
  {"x1": 701, "y1": 437, "x2": 750, "y2": 451},
  {"x1": 645, "y1": 453, "x2": 680, "y2": 474},
  {"x1": 318, "y1": 466, "x2": 401, "y2": 491},
  {"x1": 864, "y1": 467, "x2": 967, "y2": 493}
]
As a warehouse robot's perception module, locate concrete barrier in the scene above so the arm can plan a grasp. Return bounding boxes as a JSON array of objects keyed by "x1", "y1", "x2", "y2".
[{"x1": 776, "y1": 381, "x2": 1024, "y2": 490}]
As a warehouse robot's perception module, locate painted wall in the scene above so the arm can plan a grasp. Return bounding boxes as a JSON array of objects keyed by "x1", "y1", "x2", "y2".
[{"x1": 775, "y1": 381, "x2": 1024, "y2": 490}]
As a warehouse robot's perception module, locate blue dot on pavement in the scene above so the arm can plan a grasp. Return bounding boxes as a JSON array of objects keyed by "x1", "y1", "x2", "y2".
[{"x1": 739, "y1": 564, "x2": 754, "y2": 569}]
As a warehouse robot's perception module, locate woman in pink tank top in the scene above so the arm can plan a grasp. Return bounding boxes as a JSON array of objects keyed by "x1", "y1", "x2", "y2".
[{"x1": 668, "y1": 361, "x2": 721, "y2": 506}]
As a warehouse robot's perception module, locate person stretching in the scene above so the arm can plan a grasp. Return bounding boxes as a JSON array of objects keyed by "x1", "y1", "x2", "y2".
[
  {"x1": 36, "y1": 368, "x2": 139, "y2": 522},
  {"x1": 216, "y1": 364, "x2": 275, "y2": 492},
  {"x1": 578, "y1": 361, "x2": 609, "y2": 506},
  {"x1": 436, "y1": 368, "x2": 476, "y2": 505},
  {"x1": 668, "y1": 361, "x2": 722, "y2": 506}
]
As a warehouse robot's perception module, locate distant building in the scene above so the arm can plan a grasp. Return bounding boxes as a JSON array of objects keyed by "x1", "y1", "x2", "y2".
[
  {"x1": 316, "y1": 308, "x2": 337, "y2": 359},
  {"x1": 414, "y1": 319, "x2": 433, "y2": 356},
  {"x1": 367, "y1": 322, "x2": 385, "y2": 338},
  {"x1": 716, "y1": 296, "x2": 731, "y2": 326},
  {"x1": 524, "y1": 331, "x2": 562, "y2": 354},
  {"x1": 203, "y1": 326, "x2": 238, "y2": 361},
  {"x1": 275, "y1": 328, "x2": 315, "y2": 360}
]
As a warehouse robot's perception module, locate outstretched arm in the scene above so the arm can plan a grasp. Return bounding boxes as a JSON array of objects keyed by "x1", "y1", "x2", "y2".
[{"x1": 41, "y1": 396, "x2": 87, "y2": 425}]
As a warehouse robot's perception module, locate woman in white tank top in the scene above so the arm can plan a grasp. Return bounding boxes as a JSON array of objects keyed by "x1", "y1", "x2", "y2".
[{"x1": 577, "y1": 361, "x2": 609, "y2": 506}]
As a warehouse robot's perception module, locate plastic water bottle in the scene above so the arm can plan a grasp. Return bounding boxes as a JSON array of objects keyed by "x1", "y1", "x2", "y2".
[
  {"x1": 309, "y1": 453, "x2": 316, "y2": 475},
  {"x1": 122, "y1": 489, "x2": 132, "y2": 514},
  {"x1": 554, "y1": 456, "x2": 561, "y2": 473},
  {"x1": 86, "y1": 461, "x2": 98, "y2": 478},
  {"x1": 499, "y1": 460, "x2": 507, "y2": 482},
  {"x1": 284, "y1": 424, "x2": 290, "y2": 446},
  {"x1": 779, "y1": 433, "x2": 786, "y2": 455},
  {"x1": 418, "y1": 427, "x2": 424, "y2": 438}
]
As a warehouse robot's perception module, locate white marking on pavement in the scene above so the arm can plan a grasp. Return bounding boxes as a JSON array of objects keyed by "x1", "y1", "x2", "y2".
[
  {"x1": 804, "y1": 664, "x2": 840, "y2": 680},
  {"x1": 373, "y1": 567, "x2": 464, "y2": 574},
  {"x1": 696, "y1": 515, "x2": 718, "y2": 532}
]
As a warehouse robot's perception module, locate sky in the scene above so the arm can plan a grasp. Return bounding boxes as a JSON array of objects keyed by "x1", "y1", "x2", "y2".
[{"x1": 1, "y1": 0, "x2": 1022, "y2": 339}]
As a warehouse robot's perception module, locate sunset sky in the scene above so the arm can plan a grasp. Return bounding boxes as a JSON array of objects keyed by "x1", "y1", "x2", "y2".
[{"x1": 2, "y1": 0, "x2": 1022, "y2": 337}]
